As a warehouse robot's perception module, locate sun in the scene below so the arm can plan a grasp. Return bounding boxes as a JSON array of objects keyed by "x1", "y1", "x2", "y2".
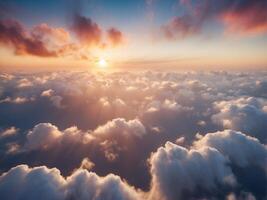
[{"x1": 97, "y1": 58, "x2": 108, "y2": 68}]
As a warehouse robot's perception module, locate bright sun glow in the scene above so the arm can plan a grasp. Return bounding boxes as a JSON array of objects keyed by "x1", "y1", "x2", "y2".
[{"x1": 98, "y1": 58, "x2": 108, "y2": 68}]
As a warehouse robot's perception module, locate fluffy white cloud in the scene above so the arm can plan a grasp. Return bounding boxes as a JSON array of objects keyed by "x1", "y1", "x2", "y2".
[
  {"x1": 93, "y1": 118, "x2": 146, "y2": 139},
  {"x1": 25, "y1": 123, "x2": 93, "y2": 151},
  {"x1": 23, "y1": 118, "x2": 146, "y2": 158},
  {"x1": 194, "y1": 130, "x2": 267, "y2": 169},
  {"x1": 25, "y1": 123, "x2": 63, "y2": 150},
  {"x1": 148, "y1": 142, "x2": 236, "y2": 200},
  {"x1": 66, "y1": 169, "x2": 142, "y2": 200},
  {"x1": 0, "y1": 165, "x2": 65, "y2": 200},
  {"x1": 0, "y1": 165, "x2": 142, "y2": 200},
  {"x1": 212, "y1": 97, "x2": 267, "y2": 142}
]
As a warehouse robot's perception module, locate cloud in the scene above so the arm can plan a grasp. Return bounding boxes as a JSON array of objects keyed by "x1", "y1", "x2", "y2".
[
  {"x1": 211, "y1": 97, "x2": 267, "y2": 142},
  {"x1": 21, "y1": 118, "x2": 146, "y2": 163},
  {"x1": 0, "y1": 165, "x2": 65, "y2": 200},
  {"x1": 193, "y1": 130, "x2": 267, "y2": 169},
  {"x1": 93, "y1": 118, "x2": 146, "y2": 139},
  {"x1": 24, "y1": 118, "x2": 146, "y2": 152},
  {"x1": 71, "y1": 14, "x2": 125, "y2": 48},
  {"x1": 0, "y1": 164, "x2": 142, "y2": 200},
  {"x1": 0, "y1": 96, "x2": 30, "y2": 104},
  {"x1": 41, "y1": 90, "x2": 64, "y2": 108},
  {"x1": 71, "y1": 14, "x2": 102, "y2": 46},
  {"x1": 193, "y1": 130, "x2": 267, "y2": 199},
  {"x1": 32, "y1": 23, "x2": 70, "y2": 45},
  {"x1": 0, "y1": 16, "x2": 125, "y2": 59},
  {"x1": 0, "y1": 19, "x2": 58, "y2": 57},
  {"x1": 0, "y1": 127, "x2": 18, "y2": 139},
  {"x1": 162, "y1": 15, "x2": 199, "y2": 39},
  {"x1": 75, "y1": 157, "x2": 95, "y2": 171},
  {"x1": 25, "y1": 123, "x2": 93, "y2": 151},
  {"x1": 162, "y1": 0, "x2": 267, "y2": 39},
  {"x1": 221, "y1": 1, "x2": 267, "y2": 35},
  {"x1": 0, "y1": 70, "x2": 267, "y2": 197},
  {"x1": 227, "y1": 192, "x2": 256, "y2": 200},
  {"x1": 25, "y1": 123, "x2": 63, "y2": 150},
  {"x1": 66, "y1": 169, "x2": 142, "y2": 200},
  {"x1": 148, "y1": 141, "x2": 236, "y2": 200},
  {"x1": 1, "y1": 127, "x2": 267, "y2": 199},
  {"x1": 41, "y1": 89, "x2": 54, "y2": 97},
  {"x1": 107, "y1": 28, "x2": 124, "y2": 46}
]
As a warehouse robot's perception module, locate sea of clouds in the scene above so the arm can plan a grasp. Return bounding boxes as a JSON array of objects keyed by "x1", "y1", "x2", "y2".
[{"x1": 0, "y1": 70, "x2": 266, "y2": 200}]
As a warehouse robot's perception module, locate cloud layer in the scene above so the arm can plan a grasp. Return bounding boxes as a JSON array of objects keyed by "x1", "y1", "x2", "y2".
[{"x1": 0, "y1": 70, "x2": 267, "y2": 199}]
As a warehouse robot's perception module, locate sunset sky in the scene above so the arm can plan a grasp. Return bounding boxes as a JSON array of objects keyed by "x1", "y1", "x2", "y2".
[
  {"x1": 1, "y1": 1, "x2": 267, "y2": 200},
  {"x1": 1, "y1": 0, "x2": 267, "y2": 70}
]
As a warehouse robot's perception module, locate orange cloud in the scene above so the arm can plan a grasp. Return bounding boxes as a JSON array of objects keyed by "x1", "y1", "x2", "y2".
[
  {"x1": 32, "y1": 23, "x2": 70, "y2": 44},
  {"x1": 0, "y1": 19, "x2": 57, "y2": 57},
  {"x1": 107, "y1": 27, "x2": 124, "y2": 46},
  {"x1": 222, "y1": 5, "x2": 267, "y2": 35},
  {"x1": 71, "y1": 14, "x2": 102, "y2": 46},
  {"x1": 0, "y1": 16, "x2": 126, "y2": 60},
  {"x1": 161, "y1": 0, "x2": 267, "y2": 39}
]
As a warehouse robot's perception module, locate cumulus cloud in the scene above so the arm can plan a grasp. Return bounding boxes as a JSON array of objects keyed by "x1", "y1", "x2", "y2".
[
  {"x1": 20, "y1": 118, "x2": 146, "y2": 164},
  {"x1": 194, "y1": 130, "x2": 267, "y2": 169},
  {"x1": 25, "y1": 123, "x2": 63, "y2": 150},
  {"x1": 1, "y1": 127, "x2": 267, "y2": 199},
  {"x1": 25, "y1": 123, "x2": 93, "y2": 151},
  {"x1": 66, "y1": 169, "x2": 142, "y2": 200},
  {"x1": 193, "y1": 130, "x2": 267, "y2": 199},
  {"x1": 24, "y1": 118, "x2": 146, "y2": 152},
  {"x1": 212, "y1": 97, "x2": 267, "y2": 142},
  {"x1": 149, "y1": 142, "x2": 236, "y2": 200},
  {"x1": 0, "y1": 164, "x2": 142, "y2": 200},
  {"x1": 93, "y1": 118, "x2": 146, "y2": 139}
]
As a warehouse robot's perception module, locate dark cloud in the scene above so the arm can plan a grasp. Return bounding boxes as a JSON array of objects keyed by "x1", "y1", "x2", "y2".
[
  {"x1": 71, "y1": 14, "x2": 102, "y2": 46},
  {"x1": 107, "y1": 27, "x2": 124, "y2": 46},
  {"x1": 0, "y1": 19, "x2": 57, "y2": 57},
  {"x1": 0, "y1": 15, "x2": 125, "y2": 58},
  {"x1": 162, "y1": 0, "x2": 267, "y2": 39}
]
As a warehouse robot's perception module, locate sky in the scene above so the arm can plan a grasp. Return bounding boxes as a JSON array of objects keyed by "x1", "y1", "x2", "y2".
[
  {"x1": 1, "y1": 1, "x2": 267, "y2": 199},
  {"x1": 0, "y1": 0, "x2": 267, "y2": 71}
]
